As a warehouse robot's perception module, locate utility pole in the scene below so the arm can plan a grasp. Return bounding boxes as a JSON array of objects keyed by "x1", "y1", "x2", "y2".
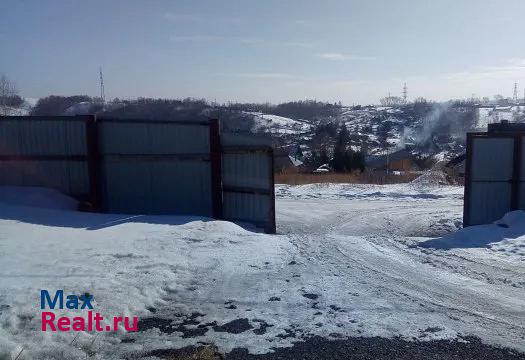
[{"x1": 99, "y1": 67, "x2": 106, "y2": 104}]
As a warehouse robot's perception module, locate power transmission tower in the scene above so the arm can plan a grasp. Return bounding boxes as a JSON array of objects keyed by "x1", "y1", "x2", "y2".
[
  {"x1": 402, "y1": 83, "x2": 407, "y2": 103},
  {"x1": 99, "y1": 67, "x2": 106, "y2": 104},
  {"x1": 513, "y1": 82, "x2": 518, "y2": 104}
]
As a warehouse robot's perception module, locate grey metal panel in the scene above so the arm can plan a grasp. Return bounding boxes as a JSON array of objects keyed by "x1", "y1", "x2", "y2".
[
  {"x1": 223, "y1": 192, "x2": 270, "y2": 224},
  {"x1": 149, "y1": 162, "x2": 211, "y2": 215},
  {"x1": 471, "y1": 137, "x2": 514, "y2": 181},
  {"x1": 222, "y1": 153, "x2": 270, "y2": 189},
  {"x1": 0, "y1": 119, "x2": 86, "y2": 155},
  {"x1": 99, "y1": 122, "x2": 209, "y2": 154},
  {"x1": 520, "y1": 136, "x2": 525, "y2": 180},
  {"x1": 469, "y1": 182, "x2": 511, "y2": 225},
  {"x1": 221, "y1": 132, "x2": 272, "y2": 147},
  {"x1": 101, "y1": 161, "x2": 153, "y2": 213},
  {"x1": 0, "y1": 160, "x2": 89, "y2": 196},
  {"x1": 102, "y1": 160, "x2": 212, "y2": 216}
]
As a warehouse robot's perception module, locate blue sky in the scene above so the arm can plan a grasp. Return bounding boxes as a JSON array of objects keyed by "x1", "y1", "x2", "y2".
[{"x1": 2, "y1": 0, "x2": 525, "y2": 104}]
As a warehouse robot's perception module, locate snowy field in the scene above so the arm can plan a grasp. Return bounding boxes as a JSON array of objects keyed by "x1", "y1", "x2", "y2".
[{"x1": 0, "y1": 183, "x2": 524, "y2": 359}]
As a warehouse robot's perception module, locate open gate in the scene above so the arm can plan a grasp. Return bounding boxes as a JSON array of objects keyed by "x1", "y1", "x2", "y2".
[{"x1": 220, "y1": 133, "x2": 276, "y2": 234}]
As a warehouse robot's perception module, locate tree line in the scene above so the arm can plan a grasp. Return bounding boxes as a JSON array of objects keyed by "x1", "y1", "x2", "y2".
[{"x1": 309, "y1": 123, "x2": 365, "y2": 172}]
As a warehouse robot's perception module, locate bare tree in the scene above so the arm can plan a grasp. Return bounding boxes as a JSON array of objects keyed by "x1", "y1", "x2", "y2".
[{"x1": 0, "y1": 74, "x2": 19, "y2": 115}]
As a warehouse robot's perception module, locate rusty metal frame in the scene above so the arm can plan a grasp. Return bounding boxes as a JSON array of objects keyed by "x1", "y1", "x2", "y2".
[
  {"x1": 267, "y1": 147, "x2": 276, "y2": 234},
  {"x1": 209, "y1": 119, "x2": 223, "y2": 219},
  {"x1": 463, "y1": 133, "x2": 473, "y2": 226},
  {"x1": 85, "y1": 115, "x2": 102, "y2": 211}
]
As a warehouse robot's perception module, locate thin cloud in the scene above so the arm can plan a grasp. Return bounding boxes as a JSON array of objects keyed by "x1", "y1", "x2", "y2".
[
  {"x1": 163, "y1": 12, "x2": 243, "y2": 24},
  {"x1": 170, "y1": 35, "x2": 225, "y2": 42},
  {"x1": 164, "y1": 13, "x2": 200, "y2": 21},
  {"x1": 442, "y1": 58, "x2": 525, "y2": 81},
  {"x1": 292, "y1": 19, "x2": 316, "y2": 25},
  {"x1": 169, "y1": 35, "x2": 313, "y2": 49},
  {"x1": 237, "y1": 73, "x2": 296, "y2": 80},
  {"x1": 284, "y1": 41, "x2": 315, "y2": 49},
  {"x1": 317, "y1": 53, "x2": 376, "y2": 61},
  {"x1": 169, "y1": 35, "x2": 262, "y2": 44}
]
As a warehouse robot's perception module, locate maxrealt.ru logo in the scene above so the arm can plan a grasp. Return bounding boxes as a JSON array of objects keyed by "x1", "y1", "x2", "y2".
[{"x1": 40, "y1": 290, "x2": 138, "y2": 332}]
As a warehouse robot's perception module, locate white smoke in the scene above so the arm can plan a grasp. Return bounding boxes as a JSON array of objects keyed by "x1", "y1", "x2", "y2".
[{"x1": 396, "y1": 103, "x2": 452, "y2": 150}]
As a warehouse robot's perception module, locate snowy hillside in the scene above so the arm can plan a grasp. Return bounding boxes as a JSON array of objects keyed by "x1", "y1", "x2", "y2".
[
  {"x1": 1, "y1": 106, "x2": 29, "y2": 116},
  {"x1": 247, "y1": 112, "x2": 313, "y2": 135},
  {"x1": 261, "y1": 103, "x2": 481, "y2": 163}
]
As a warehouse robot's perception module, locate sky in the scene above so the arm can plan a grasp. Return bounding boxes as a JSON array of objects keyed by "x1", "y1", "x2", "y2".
[{"x1": 2, "y1": 0, "x2": 525, "y2": 105}]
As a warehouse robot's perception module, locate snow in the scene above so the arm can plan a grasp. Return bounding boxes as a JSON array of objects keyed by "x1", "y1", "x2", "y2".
[
  {"x1": 247, "y1": 112, "x2": 312, "y2": 134},
  {"x1": 275, "y1": 182, "x2": 463, "y2": 202},
  {"x1": 1, "y1": 107, "x2": 29, "y2": 116},
  {"x1": 0, "y1": 185, "x2": 524, "y2": 359},
  {"x1": 421, "y1": 210, "x2": 525, "y2": 258},
  {"x1": 410, "y1": 171, "x2": 451, "y2": 186},
  {"x1": 0, "y1": 186, "x2": 78, "y2": 210}
]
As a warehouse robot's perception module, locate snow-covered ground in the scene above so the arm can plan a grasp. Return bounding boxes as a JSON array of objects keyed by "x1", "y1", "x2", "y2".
[{"x1": 0, "y1": 184, "x2": 524, "y2": 359}]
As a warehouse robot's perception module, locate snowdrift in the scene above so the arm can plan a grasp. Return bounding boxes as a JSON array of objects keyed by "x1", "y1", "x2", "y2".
[
  {"x1": 0, "y1": 186, "x2": 78, "y2": 210},
  {"x1": 420, "y1": 210, "x2": 525, "y2": 257}
]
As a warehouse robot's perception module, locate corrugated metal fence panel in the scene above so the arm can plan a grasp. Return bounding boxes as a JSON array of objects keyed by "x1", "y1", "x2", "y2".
[
  {"x1": 0, "y1": 118, "x2": 275, "y2": 230},
  {"x1": 0, "y1": 160, "x2": 89, "y2": 195},
  {"x1": 0, "y1": 117, "x2": 87, "y2": 155},
  {"x1": 221, "y1": 133, "x2": 275, "y2": 232},
  {"x1": 469, "y1": 182, "x2": 512, "y2": 225},
  {"x1": 520, "y1": 136, "x2": 525, "y2": 209},
  {"x1": 470, "y1": 137, "x2": 513, "y2": 181},
  {"x1": 466, "y1": 136, "x2": 514, "y2": 226},
  {"x1": 98, "y1": 120, "x2": 213, "y2": 216},
  {"x1": 223, "y1": 192, "x2": 271, "y2": 225},
  {"x1": 222, "y1": 152, "x2": 271, "y2": 189},
  {"x1": 0, "y1": 116, "x2": 89, "y2": 198},
  {"x1": 102, "y1": 160, "x2": 212, "y2": 215},
  {"x1": 99, "y1": 121, "x2": 210, "y2": 154},
  {"x1": 221, "y1": 132, "x2": 272, "y2": 147}
]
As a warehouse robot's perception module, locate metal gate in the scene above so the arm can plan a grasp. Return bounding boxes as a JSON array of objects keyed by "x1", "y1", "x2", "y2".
[
  {"x1": 220, "y1": 133, "x2": 276, "y2": 233},
  {"x1": 97, "y1": 118, "x2": 214, "y2": 217},
  {"x1": 464, "y1": 132, "x2": 520, "y2": 226},
  {"x1": 0, "y1": 116, "x2": 276, "y2": 233}
]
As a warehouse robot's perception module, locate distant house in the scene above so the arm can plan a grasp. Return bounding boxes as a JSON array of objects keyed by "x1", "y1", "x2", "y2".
[
  {"x1": 366, "y1": 149, "x2": 418, "y2": 171},
  {"x1": 313, "y1": 164, "x2": 331, "y2": 173},
  {"x1": 274, "y1": 144, "x2": 304, "y2": 172}
]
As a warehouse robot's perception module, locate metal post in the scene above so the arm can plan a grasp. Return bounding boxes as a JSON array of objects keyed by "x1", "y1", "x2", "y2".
[
  {"x1": 209, "y1": 119, "x2": 223, "y2": 219},
  {"x1": 463, "y1": 133, "x2": 473, "y2": 227},
  {"x1": 266, "y1": 148, "x2": 276, "y2": 234},
  {"x1": 511, "y1": 135, "x2": 522, "y2": 210},
  {"x1": 85, "y1": 115, "x2": 102, "y2": 211}
]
